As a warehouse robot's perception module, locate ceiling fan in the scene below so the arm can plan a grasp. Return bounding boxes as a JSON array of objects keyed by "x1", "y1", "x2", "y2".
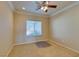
[{"x1": 35, "y1": 1, "x2": 57, "y2": 12}]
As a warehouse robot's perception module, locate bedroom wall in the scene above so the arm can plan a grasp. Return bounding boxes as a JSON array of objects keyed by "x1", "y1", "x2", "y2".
[
  {"x1": 50, "y1": 4, "x2": 79, "y2": 52},
  {"x1": 14, "y1": 12, "x2": 50, "y2": 45},
  {"x1": 0, "y1": 2, "x2": 13, "y2": 56}
]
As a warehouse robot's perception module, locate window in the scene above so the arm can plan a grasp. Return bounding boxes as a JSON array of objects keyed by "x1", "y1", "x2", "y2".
[{"x1": 26, "y1": 20, "x2": 42, "y2": 36}]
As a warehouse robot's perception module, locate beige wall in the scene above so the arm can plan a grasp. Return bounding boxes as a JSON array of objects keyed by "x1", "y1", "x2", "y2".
[
  {"x1": 14, "y1": 12, "x2": 50, "y2": 45},
  {"x1": 50, "y1": 4, "x2": 79, "y2": 52},
  {"x1": 0, "y1": 2, "x2": 13, "y2": 56}
]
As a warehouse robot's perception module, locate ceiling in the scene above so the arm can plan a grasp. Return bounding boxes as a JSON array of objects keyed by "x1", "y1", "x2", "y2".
[{"x1": 11, "y1": 1, "x2": 78, "y2": 16}]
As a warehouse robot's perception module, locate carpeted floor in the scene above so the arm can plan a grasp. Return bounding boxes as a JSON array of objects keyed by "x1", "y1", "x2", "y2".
[{"x1": 8, "y1": 41, "x2": 79, "y2": 57}]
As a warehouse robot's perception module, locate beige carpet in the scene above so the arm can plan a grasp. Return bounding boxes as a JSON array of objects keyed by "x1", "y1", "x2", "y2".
[{"x1": 8, "y1": 41, "x2": 79, "y2": 57}]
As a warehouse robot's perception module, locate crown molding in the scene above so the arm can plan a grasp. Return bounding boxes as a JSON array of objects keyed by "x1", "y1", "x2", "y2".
[
  {"x1": 7, "y1": 1, "x2": 14, "y2": 11},
  {"x1": 15, "y1": 9, "x2": 50, "y2": 18},
  {"x1": 7, "y1": 1, "x2": 50, "y2": 18},
  {"x1": 7, "y1": 1, "x2": 78, "y2": 18},
  {"x1": 14, "y1": 10, "x2": 50, "y2": 18},
  {"x1": 51, "y1": 2, "x2": 79, "y2": 17}
]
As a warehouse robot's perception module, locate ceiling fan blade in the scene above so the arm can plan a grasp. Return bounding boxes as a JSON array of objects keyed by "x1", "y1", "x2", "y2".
[{"x1": 48, "y1": 5, "x2": 57, "y2": 8}]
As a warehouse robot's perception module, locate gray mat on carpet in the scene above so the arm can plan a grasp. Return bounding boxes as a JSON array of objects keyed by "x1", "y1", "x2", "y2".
[{"x1": 35, "y1": 41, "x2": 51, "y2": 48}]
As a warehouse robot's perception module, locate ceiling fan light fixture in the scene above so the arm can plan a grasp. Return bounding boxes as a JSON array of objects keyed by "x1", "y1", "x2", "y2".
[
  {"x1": 41, "y1": 7, "x2": 44, "y2": 10},
  {"x1": 43, "y1": 6, "x2": 48, "y2": 11},
  {"x1": 35, "y1": 1, "x2": 57, "y2": 12},
  {"x1": 41, "y1": 6, "x2": 48, "y2": 12},
  {"x1": 22, "y1": 7, "x2": 26, "y2": 10}
]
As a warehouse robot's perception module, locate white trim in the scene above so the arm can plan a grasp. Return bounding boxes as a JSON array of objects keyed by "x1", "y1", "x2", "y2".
[
  {"x1": 6, "y1": 1, "x2": 79, "y2": 17},
  {"x1": 15, "y1": 39, "x2": 47, "y2": 46},
  {"x1": 51, "y1": 2, "x2": 79, "y2": 17},
  {"x1": 14, "y1": 10, "x2": 50, "y2": 18},
  {"x1": 7, "y1": 1, "x2": 14, "y2": 11},
  {"x1": 6, "y1": 44, "x2": 14, "y2": 56},
  {"x1": 7, "y1": 40, "x2": 48, "y2": 56},
  {"x1": 49, "y1": 39, "x2": 79, "y2": 54}
]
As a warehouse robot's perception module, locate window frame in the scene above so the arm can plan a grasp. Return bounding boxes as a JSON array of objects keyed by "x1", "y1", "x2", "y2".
[{"x1": 26, "y1": 20, "x2": 42, "y2": 37}]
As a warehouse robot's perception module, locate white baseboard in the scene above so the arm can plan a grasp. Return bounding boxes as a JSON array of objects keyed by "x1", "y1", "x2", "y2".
[
  {"x1": 7, "y1": 44, "x2": 14, "y2": 56},
  {"x1": 49, "y1": 39, "x2": 79, "y2": 54},
  {"x1": 7, "y1": 40, "x2": 47, "y2": 56},
  {"x1": 15, "y1": 40, "x2": 48, "y2": 46}
]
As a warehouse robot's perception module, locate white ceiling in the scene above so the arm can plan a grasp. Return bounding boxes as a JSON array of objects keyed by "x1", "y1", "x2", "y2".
[{"x1": 11, "y1": 1, "x2": 78, "y2": 16}]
